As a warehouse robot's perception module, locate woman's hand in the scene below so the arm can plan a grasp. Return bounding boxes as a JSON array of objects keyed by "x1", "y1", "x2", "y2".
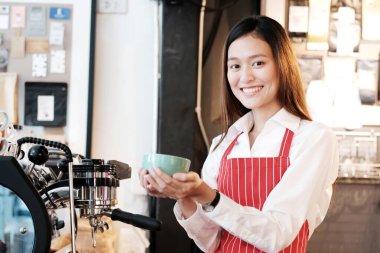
[
  {"x1": 142, "y1": 167, "x2": 203, "y2": 200},
  {"x1": 138, "y1": 168, "x2": 167, "y2": 198},
  {"x1": 139, "y1": 168, "x2": 219, "y2": 219},
  {"x1": 139, "y1": 167, "x2": 217, "y2": 204},
  {"x1": 139, "y1": 167, "x2": 200, "y2": 217}
]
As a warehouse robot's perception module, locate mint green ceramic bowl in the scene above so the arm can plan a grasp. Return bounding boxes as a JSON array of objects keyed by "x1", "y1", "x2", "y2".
[{"x1": 142, "y1": 154, "x2": 191, "y2": 176}]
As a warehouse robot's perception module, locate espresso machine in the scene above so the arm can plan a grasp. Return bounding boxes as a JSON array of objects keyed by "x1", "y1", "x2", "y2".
[{"x1": 0, "y1": 136, "x2": 161, "y2": 253}]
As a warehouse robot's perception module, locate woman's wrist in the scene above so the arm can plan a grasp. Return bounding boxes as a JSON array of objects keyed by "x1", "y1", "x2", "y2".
[
  {"x1": 177, "y1": 197, "x2": 197, "y2": 219},
  {"x1": 192, "y1": 182, "x2": 217, "y2": 205},
  {"x1": 202, "y1": 190, "x2": 220, "y2": 212}
]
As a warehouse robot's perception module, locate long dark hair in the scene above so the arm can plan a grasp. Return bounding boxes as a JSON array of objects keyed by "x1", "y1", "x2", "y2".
[{"x1": 215, "y1": 15, "x2": 311, "y2": 150}]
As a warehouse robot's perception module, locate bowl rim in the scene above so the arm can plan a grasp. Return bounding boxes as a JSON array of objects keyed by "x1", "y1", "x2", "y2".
[{"x1": 144, "y1": 153, "x2": 191, "y2": 163}]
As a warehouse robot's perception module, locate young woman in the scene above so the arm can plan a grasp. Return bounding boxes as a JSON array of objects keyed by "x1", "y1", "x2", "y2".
[{"x1": 139, "y1": 15, "x2": 338, "y2": 253}]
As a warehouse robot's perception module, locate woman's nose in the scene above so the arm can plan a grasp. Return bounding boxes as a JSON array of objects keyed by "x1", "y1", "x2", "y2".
[{"x1": 240, "y1": 66, "x2": 254, "y2": 82}]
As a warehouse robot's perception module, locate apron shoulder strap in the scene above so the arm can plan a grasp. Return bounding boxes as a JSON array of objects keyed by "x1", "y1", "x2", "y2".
[
  {"x1": 221, "y1": 132, "x2": 243, "y2": 160},
  {"x1": 278, "y1": 128, "x2": 294, "y2": 157}
]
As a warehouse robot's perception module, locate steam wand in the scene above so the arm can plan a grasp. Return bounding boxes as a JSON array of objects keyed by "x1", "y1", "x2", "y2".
[{"x1": 67, "y1": 162, "x2": 76, "y2": 252}]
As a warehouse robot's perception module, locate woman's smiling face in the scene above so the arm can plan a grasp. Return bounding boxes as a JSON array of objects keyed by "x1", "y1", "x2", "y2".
[{"x1": 226, "y1": 34, "x2": 281, "y2": 112}]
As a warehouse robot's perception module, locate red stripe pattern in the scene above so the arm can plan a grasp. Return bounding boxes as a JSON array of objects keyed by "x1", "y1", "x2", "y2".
[{"x1": 216, "y1": 129, "x2": 309, "y2": 253}]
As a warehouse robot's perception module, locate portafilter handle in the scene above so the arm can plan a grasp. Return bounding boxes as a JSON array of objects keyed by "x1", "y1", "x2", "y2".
[{"x1": 104, "y1": 208, "x2": 161, "y2": 231}]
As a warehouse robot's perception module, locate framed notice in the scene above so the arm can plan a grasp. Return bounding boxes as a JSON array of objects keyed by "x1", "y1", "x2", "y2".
[{"x1": 24, "y1": 82, "x2": 67, "y2": 126}]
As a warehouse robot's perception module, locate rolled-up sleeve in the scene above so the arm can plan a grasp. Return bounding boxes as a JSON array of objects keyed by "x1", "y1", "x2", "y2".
[
  {"x1": 173, "y1": 135, "x2": 225, "y2": 252},
  {"x1": 173, "y1": 203, "x2": 221, "y2": 252}
]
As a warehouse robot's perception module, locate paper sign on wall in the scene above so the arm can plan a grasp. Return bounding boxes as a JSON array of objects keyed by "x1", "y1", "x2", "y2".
[
  {"x1": 49, "y1": 22, "x2": 64, "y2": 46},
  {"x1": 49, "y1": 7, "x2": 70, "y2": 20},
  {"x1": 0, "y1": 5, "x2": 9, "y2": 29},
  {"x1": 50, "y1": 49, "x2": 65, "y2": 73},
  {"x1": 32, "y1": 54, "x2": 47, "y2": 77},
  {"x1": 26, "y1": 6, "x2": 46, "y2": 36},
  {"x1": 0, "y1": 15, "x2": 8, "y2": 29},
  {"x1": 0, "y1": 6, "x2": 9, "y2": 14},
  {"x1": 37, "y1": 95, "x2": 54, "y2": 121},
  {"x1": 11, "y1": 5, "x2": 25, "y2": 28},
  {"x1": 0, "y1": 6, "x2": 9, "y2": 29}
]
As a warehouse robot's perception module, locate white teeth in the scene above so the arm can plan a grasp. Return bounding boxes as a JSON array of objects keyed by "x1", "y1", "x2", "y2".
[{"x1": 242, "y1": 86, "x2": 263, "y2": 94}]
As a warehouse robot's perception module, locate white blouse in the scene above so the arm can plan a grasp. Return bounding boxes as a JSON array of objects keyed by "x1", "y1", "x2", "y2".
[{"x1": 173, "y1": 108, "x2": 339, "y2": 253}]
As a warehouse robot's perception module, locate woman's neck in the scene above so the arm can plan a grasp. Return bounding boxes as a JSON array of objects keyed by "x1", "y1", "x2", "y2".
[{"x1": 249, "y1": 105, "x2": 282, "y2": 147}]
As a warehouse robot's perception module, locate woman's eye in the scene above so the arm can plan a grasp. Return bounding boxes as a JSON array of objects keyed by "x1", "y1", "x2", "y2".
[
  {"x1": 229, "y1": 64, "x2": 240, "y2": 70},
  {"x1": 252, "y1": 61, "x2": 264, "y2": 67}
]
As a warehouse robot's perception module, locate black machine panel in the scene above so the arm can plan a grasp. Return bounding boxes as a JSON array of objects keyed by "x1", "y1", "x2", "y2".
[{"x1": 0, "y1": 156, "x2": 51, "y2": 253}]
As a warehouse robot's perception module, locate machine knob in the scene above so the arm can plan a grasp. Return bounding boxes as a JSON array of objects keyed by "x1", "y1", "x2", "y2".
[
  {"x1": 57, "y1": 158, "x2": 68, "y2": 173},
  {"x1": 54, "y1": 220, "x2": 65, "y2": 230},
  {"x1": 28, "y1": 144, "x2": 49, "y2": 165}
]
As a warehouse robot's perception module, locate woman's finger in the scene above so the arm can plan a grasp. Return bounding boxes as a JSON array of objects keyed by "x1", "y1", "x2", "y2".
[
  {"x1": 145, "y1": 173, "x2": 174, "y2": 193},
  {"x1": 172, "y1": 172, "x2": 188, "y2": 181},
  {"x1": 149, "y1": 167, "x2": 174, "y2": 188},
  {"x1": 140, "y1": 168, "x2": 185, "y2": 199},
  {"x1": 138, "y1": 168, "x2": 144, "y2": 182},
  {"x1": 146, "y1": 185, "x2": 167, "y2": 198},
  {"x1": 145, "y1": 174, "x2": 159, "y2": 189},
  {"x1": 173, "y1": 172, "x2": 202, "y2": 187},
  {"x1": 143, "y1": 173, "x2": 150, "y2": 188},
  {"x1": 187, "y1": 171, "x2": 201, "y2": 181},
  {"x1": 145, "y1": 172, "x2": 179, "y2": 198},
  {"x1": 138, "y1": 169, "x2": 149, "y2": 188},
  {"x1": 153, "y1": 167, "x2": 173, "y2": 183},
  {"x1": 172, "y1": 171, "x2": 199, "y2": 181},
  {"x1": 139, "y1": 168, "x2": 148, "y2": 175}
]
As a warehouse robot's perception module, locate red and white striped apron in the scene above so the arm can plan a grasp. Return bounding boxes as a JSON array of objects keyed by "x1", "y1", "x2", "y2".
[{"x1": 216, "y1": 129, "x2": 309, "y2": 253}]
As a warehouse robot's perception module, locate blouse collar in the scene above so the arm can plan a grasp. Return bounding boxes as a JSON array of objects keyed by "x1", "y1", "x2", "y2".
[{"x1": 233, "y1": 108, "x2": 301, "y2": 134}]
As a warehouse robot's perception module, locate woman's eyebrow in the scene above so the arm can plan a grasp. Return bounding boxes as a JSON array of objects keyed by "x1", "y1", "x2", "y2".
[{"x1": 227, "y1": 54, "x2": 267, "y2": 62}]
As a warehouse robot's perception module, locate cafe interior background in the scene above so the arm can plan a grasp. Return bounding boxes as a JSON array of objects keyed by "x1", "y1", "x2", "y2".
[{"x1": 0, "y1": 0, "x2": 380, "y2": 252}]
